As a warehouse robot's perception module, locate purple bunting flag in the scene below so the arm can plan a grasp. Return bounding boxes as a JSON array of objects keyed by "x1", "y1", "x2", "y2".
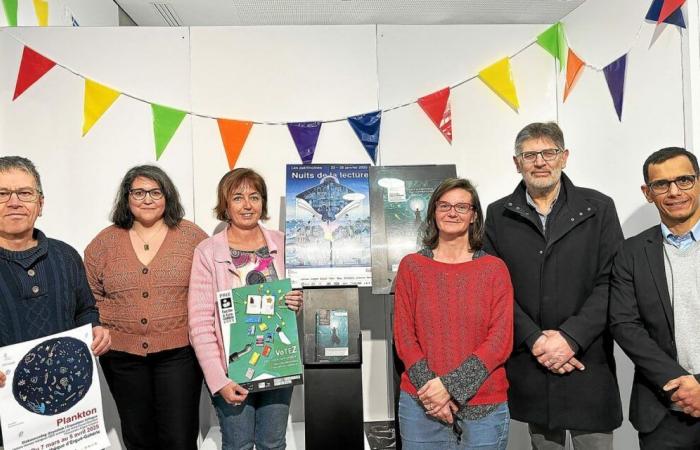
[
  {"x1": 288, "y1": 121, "x2": 322, "y2": 164},
  {"x1": 347, "y1": 111, "x2": 382, "y2": 164},
  {"x1": 603, "y1": 54, "x2": 627, "y2": 122},
  {"x1": 646, "y1": 0, "x2": 686, "y2": 28}
]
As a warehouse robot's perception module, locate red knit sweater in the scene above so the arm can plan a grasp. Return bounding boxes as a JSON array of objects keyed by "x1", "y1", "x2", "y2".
[{"x1": 394, "y1": 252, "x2": 513, "y2": 406}]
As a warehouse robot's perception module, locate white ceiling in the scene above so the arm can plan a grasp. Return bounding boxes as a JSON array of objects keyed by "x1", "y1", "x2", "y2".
[{"x1": 114, "y1": 0, "x2": 587, "y2": 27}]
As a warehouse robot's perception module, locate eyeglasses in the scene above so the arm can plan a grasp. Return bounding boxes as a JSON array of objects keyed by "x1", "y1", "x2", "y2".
[
  {"x1": 647, "y1": 175, "x2": 698, "y2": 195},
  {"x1": 436, "y1": 201, "x2": 474, "y2": 214},
  {"x1": 517, "y1": 148, "x2": 562, "y2": 163},
  {"x1": 129, "y1": 188, "x2": 164, "y2": 201},
  {"x1": 0, "y1": 188, "x2": 42, "y2": 203}
]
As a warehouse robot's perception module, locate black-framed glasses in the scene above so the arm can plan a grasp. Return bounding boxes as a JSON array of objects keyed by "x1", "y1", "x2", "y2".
[
  {"x1": 129, "y1": 188, "x2": 164, "y2": 201},
  {"x1": 436, "y1": 201, "x2": 474, "y2": 214},
  {"x1": 517, "y1": 148, "x2": 562, "y2": 163},
  {"x1": 0, "y1": 188, "x2": 42, "y2": 203},
  {"x1": 647, "y1": 175, "x2": 698, "y2": 195}
]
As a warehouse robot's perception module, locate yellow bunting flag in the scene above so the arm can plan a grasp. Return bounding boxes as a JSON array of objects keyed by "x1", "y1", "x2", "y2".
[
  {"x1": 32, "y1": 0, "x2": 48, "y2": 26},
  {"x1": 82, "y1": 79, "x2": 121, "y2": 136},
  {"x1": 478, "y1": 57, "x2": 520, "y2": 112},
  {"x1": 217, "y1": 118, "x2": 253, "y2": 169}
]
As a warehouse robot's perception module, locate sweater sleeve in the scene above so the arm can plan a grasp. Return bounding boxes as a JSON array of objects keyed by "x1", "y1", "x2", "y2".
[
  {"x1": 441, "y1": 260, "x2": 514, "y2": 405},
  {"x1": 84, "y1": 236, "x2": 108, "y2": 307},
  {"x1": 188, "y1": 244, "x2": 230, "y2": 394},
  {"x1": 70, "y1": 246, "x2": 100, "y2": 327},
  {"x1": 393, "y1": 256, "x2": 435, "y2": 390}
]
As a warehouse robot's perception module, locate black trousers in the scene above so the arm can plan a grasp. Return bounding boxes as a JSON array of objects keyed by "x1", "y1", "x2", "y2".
[
  {"x1": 100, "y1": 346, "x2": 203, "y2": 450},
  {"x1": 639, "y1": 410, "x2": 700, "y2": 450}
]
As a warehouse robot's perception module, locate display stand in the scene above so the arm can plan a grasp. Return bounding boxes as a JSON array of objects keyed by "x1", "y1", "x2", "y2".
[{"x1": 302, "y1": 286, "x2": 364, "y2": 450}]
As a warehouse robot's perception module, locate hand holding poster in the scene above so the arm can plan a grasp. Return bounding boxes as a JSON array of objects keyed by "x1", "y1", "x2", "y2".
[
  {"x1": 0, "y1": 324, "x2": 110, "y2": 450},
  {"x1": 221, "y1": 279, "x2": 303, "y2": 393}
]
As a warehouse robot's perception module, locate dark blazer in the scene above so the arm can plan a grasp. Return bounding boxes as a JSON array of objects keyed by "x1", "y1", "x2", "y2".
[
  {"x1": 609, "y1": 224, "x2": 700, "y2": 433},
  {"x1": 484, "y1": 173, "x2": 623, "y2": 431}
]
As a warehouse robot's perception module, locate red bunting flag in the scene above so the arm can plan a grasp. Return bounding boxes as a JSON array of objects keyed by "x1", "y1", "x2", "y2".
[
  {"x1": 217, "y1": 119, "x2": 253, "y2": 169},
  {"x1": 13, "y1": 46, "x2": 56, "y2": 100},
  {"x1": 563, "y1": 49, "x2": 585, "y2": 102},
  {"x1": 417, "y1": 87, "x2": 452, "y2": 144},
  {"x1": 659, "y1": 0, "x2": 685, "y2": 23}
]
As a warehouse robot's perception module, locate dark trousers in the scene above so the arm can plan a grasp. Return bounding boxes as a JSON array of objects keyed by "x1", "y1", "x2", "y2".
[
  {"x1": 639, "y1": 411, "x2": 700, "y2": 450},
  {"x1": 100, "y1": 346, "x2": 203, "y2": 450}
]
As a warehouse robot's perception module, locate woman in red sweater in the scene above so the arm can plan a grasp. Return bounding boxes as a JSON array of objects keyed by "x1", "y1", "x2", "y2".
[{"x1": 394, "y1": 178, "x2": 514, "y2": 449}]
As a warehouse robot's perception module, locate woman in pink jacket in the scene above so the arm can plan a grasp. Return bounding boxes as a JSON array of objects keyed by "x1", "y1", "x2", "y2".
[{"x1": 188, "y1": 168, "x2": 303, "y2": 450}]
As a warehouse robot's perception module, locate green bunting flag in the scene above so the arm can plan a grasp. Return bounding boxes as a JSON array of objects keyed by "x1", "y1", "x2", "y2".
[
  {"x1": 151, "y1": 104, "x2": 187, "y2": 160},
  {"x1": 2, "y1": 0, "x2": 18, "y2": 26},
  {"x1": 537, "y1": 22, "x2": 567, "y2": 72}
]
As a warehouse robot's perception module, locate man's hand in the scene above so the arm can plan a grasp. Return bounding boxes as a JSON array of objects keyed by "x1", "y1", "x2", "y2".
[
  {"x1": 91, "y1": 326, "x2": 111, "y2": 356},
  {"x1": 417, "y1": 377, "x2": 451, "y2": 415},
  {"x1": 533, "y1": 330, "x2": 584, "y2": 372},
  {"x1": 0, "y1": 370, "x2": 5, "y2": 388},
  {"x1": 219, "y1": 381, "x2": 249, "y2": 405},
  {"x1": 664, "y1": 375, "x2": 700, "y2": 417}
]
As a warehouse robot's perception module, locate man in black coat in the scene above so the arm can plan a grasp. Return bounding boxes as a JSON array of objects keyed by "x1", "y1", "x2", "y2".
[
  {"x1": 610, "y1": 147, "x2": 700, "y2": 449},
  {"x1": 484, "y1": 122, "x2": 623, "y2": 449}
]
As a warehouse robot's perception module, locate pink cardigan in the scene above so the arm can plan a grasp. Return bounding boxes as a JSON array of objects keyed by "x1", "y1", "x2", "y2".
[{"x1": 188, "y1": 224, "x2": 285, "y2": 395}]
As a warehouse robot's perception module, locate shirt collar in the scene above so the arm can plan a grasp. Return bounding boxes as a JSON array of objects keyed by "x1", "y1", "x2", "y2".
[
  {"x1": 660, "y1": 218, "x2": 700, "y2": 248},
  {"x1": 525, "y1": 183, "x2": 561, "y2": 217}
]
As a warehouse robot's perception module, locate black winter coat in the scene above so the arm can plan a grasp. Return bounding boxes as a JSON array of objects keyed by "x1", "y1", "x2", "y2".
[{"x1": 483, "y1": 174, "x2": 623, "y2": 431}]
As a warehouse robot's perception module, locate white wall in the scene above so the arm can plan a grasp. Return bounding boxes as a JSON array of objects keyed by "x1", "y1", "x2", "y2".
[{"x1": 0, "y1": 0, "x2": 691, "y2": 446}]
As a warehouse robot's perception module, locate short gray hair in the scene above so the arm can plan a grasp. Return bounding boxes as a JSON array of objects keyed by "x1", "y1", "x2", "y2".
[
  {"x1": 514, "y1": 122, "x2": 565, "y2": 155},
  {"x1": 0, "y1": 156, "x2": 43, "y2": 193}
]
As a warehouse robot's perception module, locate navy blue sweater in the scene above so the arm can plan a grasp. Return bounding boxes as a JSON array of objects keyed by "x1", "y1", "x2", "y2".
[{"x1": 0, "y1": 229, "x2": 99, "y2": 347}]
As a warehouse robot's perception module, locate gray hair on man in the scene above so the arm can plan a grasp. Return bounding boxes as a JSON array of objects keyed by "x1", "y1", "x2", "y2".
[
  {"x1": 514, "y1": 122, "x2": 565, "y2": 155},
  {"x1": 0, "y1": 156, "x2": 43, "y2": 193}
]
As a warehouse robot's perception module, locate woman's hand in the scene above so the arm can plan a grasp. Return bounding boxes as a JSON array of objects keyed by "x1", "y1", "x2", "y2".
[
  {"x1": 417, "y1": 377, "x2": 451, "y2": 414},
  {"x1": 284, "y1": 290, "x2": 304, "y2": 312},
  {"x1": 91, "y1": 326, "x2": 111, "y2": 356},
  {"x1": 430, "y1": 400, "x2": 459, "y2": 424},
  {"x1": 219, "y1": 381, "x2": 249, "y2": 405},
  {"x1": 0, "y1": 370, "x2": 5, "y2": 388}
]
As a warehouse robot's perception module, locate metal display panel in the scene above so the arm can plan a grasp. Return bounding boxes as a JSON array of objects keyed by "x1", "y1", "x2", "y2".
[
  {"x1": 302, "y1": 286, "x2": 362, "y2": 365},
  {"x1": 369, "y1": 165, "x2": 457, "y2": 294}
]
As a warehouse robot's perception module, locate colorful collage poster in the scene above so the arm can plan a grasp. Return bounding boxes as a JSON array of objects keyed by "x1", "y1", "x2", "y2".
[
  {"x1": 369, "y1": 165, "x2": 457, "y2": 294},
  {"x1": 285, "y1": 164, "x2": 371, "y2": 287},
  {"x1": 224, "y1": 279, "x2": 303, "y2": 393},
  {"x1": 0, "y1": 324, "x2": 110, "y2": 450}
]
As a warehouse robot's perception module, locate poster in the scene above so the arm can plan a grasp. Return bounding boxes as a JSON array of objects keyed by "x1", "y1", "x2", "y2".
[
  {"x1": 315, "y1": 309, "x2": 349, "y2": 362},
  {"x1": 369, "y1": 165, "x2": 456, "y2": 294},
  {"x1": 224, "y1": 279, "x2": 303, "y2": 393},
  {"x1": 285, "y1": 164, "x2": 371, "y2": 287},
  {"x1": 0, "y1": 324, "x2": 110, "y2": 450}
]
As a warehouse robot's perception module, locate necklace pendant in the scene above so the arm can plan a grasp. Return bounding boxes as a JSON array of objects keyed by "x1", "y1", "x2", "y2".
[{"x1": 144, "y1": 244, "x2": 149, "y2": 251}]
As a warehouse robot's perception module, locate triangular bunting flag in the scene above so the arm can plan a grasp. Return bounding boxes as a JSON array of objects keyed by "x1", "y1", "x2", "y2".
[
  {"x1": 563, "y1": 49, "x2": 585, "y2": 102},
  {"x1": 13, "y1": 46, "x2": 56, "y2": 100},
  {"x1": 82, "y1": 79, "x2": 120, "y2": 136},
  {"x1": 478, "y1": 57, "x2": 520, "y2": 112},
  {"x1": 347, "y1": 111, "x2": 382, "y2": 163},
  {"x1": 32, "y1": 0, "x2": 48, "y2": 26},
  {"x1": 646, "y1": 0, "x2": 686, "y2": 28},
  {"x1": 151, "y1": 104, "x2": 187, "y2": 160},
  {"x1": 417, "y1": 88, "x2": 452, "y2": 144},
  {"x1": 217, "y1": 119, "x2": 253, "y2": 169},
  {"x1": 659, "y1": 0, "x2": 685, "y2": 23},
  {"x1": 2, "y1": 0, "x2": 17, "y2": 26},
  {"x1": 288, "y1": 122, "x2": 322, "y2": 164},
  {"x1": 603, "y1": 54, "x2": 627, "y2": 121},
  {"x1": 537, "y1": 22, "x2": 568, "y2": 72}
]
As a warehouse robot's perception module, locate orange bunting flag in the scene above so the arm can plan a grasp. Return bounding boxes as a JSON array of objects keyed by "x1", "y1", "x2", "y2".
[
  {"x1": 659, "y1": 0, "x2": 685, "y2": 23},
  {"x1": 563, "y1": 49, "x2": 585, "y2": 102},
  {"x1": 82, "y1": 79, "x2": 121, "y2": 136},
  {"x1": 217, "y1": 119, "x2": 253, "y2": 169},
  {"x1": 417, "y1": 87, "x2": 453, "y2": 144},
  {"x1": 13, "y1": 46, "x2": 56, "y2": 100},
  {"x1": 478, "y1": 57, "x2": 520, "y2": 112}
]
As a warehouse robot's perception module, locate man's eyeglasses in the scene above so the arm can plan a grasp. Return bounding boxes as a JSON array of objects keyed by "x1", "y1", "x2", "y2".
[
  {"x1": 517, "y1": 148, "x2": 562, "y2": 163},
  {"x1": 129, "y1": 188, "x2": 164, "y2": 201},
  {"x1": 647, "y1": 175, "x2": 698, "y2": 195},
  {"x1": 436, "y1": 201, "x2": 474, "y2": 214},
  {"x1": 0, "y1": 188, "x2": 42, "y2": 203}
]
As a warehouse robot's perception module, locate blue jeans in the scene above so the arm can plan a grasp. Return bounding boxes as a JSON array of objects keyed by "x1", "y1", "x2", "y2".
[
  {"x1": 212, "y1": 386, "x2": 293, "y2": 450},
  {"x1": 399, "y1": 391, "x2": 509, "y2": 450}
]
